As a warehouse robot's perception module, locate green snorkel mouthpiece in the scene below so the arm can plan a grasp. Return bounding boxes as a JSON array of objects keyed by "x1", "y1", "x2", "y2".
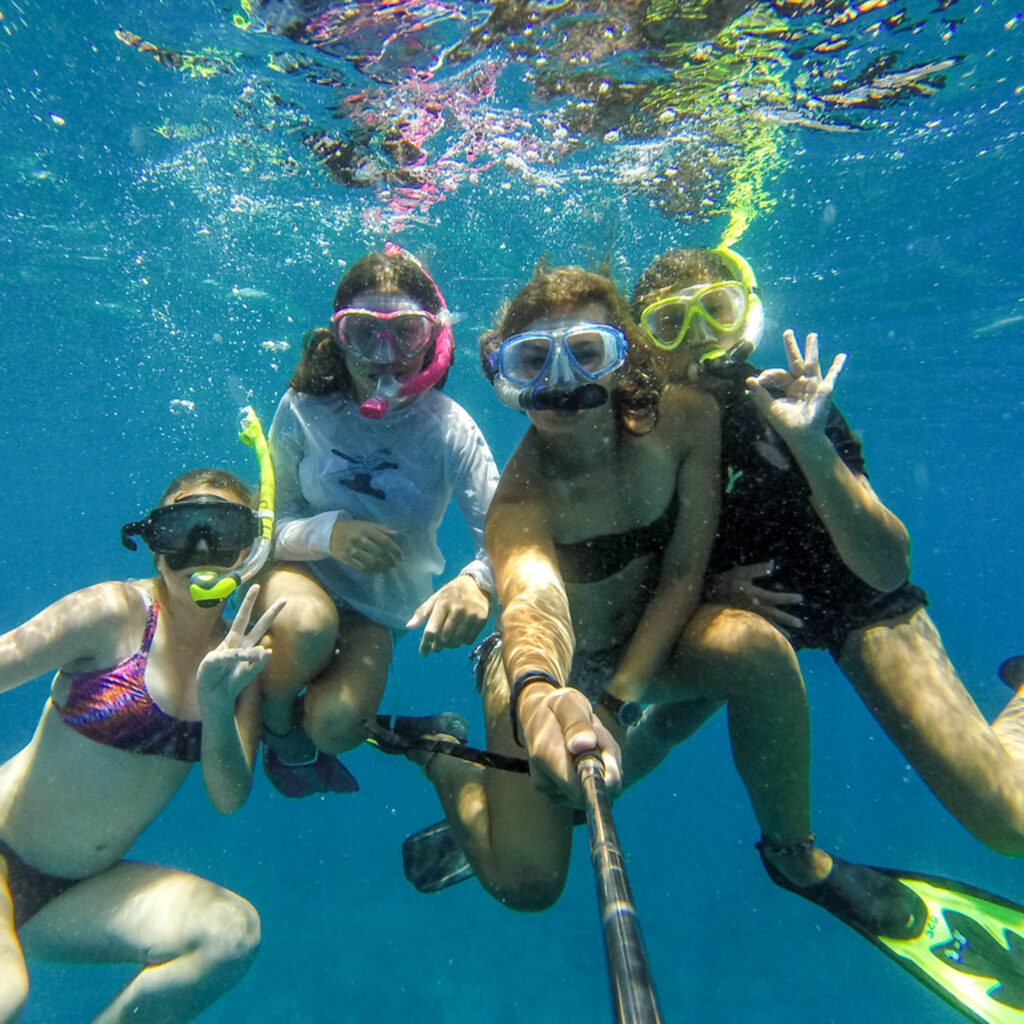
[{"x1": 189, "y1": 405, "x2": 275, "y2": 606}]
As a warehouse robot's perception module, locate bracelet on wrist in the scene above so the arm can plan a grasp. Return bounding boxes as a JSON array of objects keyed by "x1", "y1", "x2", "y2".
[{"x1": 509, "y1": 670, "x2": 560, "y2": 748}]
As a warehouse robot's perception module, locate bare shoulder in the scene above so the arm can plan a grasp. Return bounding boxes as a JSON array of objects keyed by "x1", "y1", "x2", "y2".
[{"x1": 657, "y1": 384, "x2": 720, "y2": 445}]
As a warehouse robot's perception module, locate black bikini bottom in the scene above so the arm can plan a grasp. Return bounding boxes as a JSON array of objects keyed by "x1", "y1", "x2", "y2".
[{"x1": 0, "y1": 838, "x2": 80, "y2": 930}]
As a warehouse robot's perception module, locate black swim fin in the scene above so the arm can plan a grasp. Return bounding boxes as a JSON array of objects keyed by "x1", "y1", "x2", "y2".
[
  {"x1": 402, "y1": 820, "x2": 475, "y2": 894},
  {"x1": 762, "y1": 850, "x2": 1024, "y2": 1023}
]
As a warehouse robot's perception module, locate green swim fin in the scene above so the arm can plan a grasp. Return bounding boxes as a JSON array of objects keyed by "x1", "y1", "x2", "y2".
[
  {"x1": 402, "y1": 820, "x2": 476, "y2": 894},
  {"x1": 762, "y1": 851, "x2": 1024, "y2": 1023}
]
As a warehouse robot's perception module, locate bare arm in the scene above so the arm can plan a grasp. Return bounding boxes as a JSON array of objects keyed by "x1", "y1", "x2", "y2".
[
  {"x1": 487, "y1": 447, "x2": 620, "y2": 801},
  {"x1": 610, "y1": 387, "x2": 721, "y2": 700},
  {"x1": 747, "y1": 330, "x2": 910, "y2": 592},
  {"x1": 197, "y1": 585, "x2": 285, "y2": 814},
  {"x1": 0, "y1": 582, "x2": 137, "y2": 694}
]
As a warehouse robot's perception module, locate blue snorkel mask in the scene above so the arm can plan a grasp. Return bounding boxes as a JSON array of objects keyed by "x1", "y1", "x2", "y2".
[{"x1": 489, "y1": 323, "x2": 630, "y2": 412}]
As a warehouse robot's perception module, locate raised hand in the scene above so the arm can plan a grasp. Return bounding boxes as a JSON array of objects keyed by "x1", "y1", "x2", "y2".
[
  {"x1": 746, "y1": 330, "x2": 847, "y2": 444},
  {"x1": 197, "y1": 584, "x2": 285, "y2": 713}
]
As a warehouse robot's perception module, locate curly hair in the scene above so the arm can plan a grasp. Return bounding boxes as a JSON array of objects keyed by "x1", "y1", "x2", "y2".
[
  {"x1": 630, "y1": 248, "x2": 735, "y2": 316},
  {"x1": 290, "y1": 250, "x2": 448, "y2": 398},
  {"x1": 479, "y1": 262, "x2": 660, "y2": 436}
]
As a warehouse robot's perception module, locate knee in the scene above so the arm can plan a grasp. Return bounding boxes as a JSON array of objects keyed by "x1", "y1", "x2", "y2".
[
  {"x1": 303, "y1": 695, "x2": 368, "y2": 754},
  {"x1": 264, "y1": 603, "x2": 339, "y2": 692},
  {"x1": 486, "y1": 870, "x2": 565, "y2": 914},
  {"x1": 693, "y1": 609, "x2": 800, "y2": 684},
  {"x1": 199, "y1": 892, "x2": 261, "y2": 976}
]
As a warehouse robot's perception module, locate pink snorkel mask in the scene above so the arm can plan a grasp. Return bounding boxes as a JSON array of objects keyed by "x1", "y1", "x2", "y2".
[{"x1": 344, "y1": 242, "x2": 454, "y2": 420}]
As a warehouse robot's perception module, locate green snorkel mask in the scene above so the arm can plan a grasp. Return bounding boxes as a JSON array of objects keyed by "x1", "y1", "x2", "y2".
[{"x1": 188, "y1": 406, "x2": 275, "y2": 606}]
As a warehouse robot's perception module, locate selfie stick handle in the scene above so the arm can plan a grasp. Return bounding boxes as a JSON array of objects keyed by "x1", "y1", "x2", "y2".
[{"x1": 576, "y1": 752, "x2": 664, "y2": 1024}]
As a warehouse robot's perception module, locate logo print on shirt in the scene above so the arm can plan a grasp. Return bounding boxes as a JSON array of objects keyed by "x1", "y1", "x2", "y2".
[
  {"x1": 332, "y1": 448, "x2": 398, "y2": 501},
  {"x1": 725, "y1": 466, "x2": 744, "y2": 494}
]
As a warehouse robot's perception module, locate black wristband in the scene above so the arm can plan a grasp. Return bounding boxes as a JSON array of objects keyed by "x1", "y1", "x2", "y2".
[{"x1": 509, "y1": 670, "x2": 560, "y2": 747}]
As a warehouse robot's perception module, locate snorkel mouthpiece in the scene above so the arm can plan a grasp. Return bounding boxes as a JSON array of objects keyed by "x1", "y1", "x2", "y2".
[
  {"x1": 533, "y1": 383, "x2": 609, "y2": 412},
  {"x1": 359, "y1": 375, "x2": 401, "y2": 420},
  {"x1": 356, "y1": 243, "x2": 454, "y2": 419}
]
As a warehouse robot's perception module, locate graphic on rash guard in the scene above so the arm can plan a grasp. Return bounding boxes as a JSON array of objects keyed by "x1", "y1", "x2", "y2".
[{"x1": 331, "y1": 447, "x2": 399, "y2": 500}]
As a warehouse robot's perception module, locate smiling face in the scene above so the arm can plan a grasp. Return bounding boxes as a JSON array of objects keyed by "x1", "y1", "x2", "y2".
[{"x1": 339, "y1": 289, "x2": 430, "y2": 402}]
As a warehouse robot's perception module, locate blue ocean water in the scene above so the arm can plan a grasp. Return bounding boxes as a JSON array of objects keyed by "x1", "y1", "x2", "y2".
[{"x1": 0, "y1": 0, "x2": 1022, "y2": 1020}]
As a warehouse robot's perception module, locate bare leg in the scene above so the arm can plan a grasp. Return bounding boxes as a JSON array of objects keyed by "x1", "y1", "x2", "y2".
[
  {"x1": 254, "y1": 565, "x2": 338, "y2": 744},
  {"x1": 838, "y1": 607, "x2": 1024, "y2": 855},
  {"x1": 423, "y1": 651, "x2": 574, "y2": 912},
  {"x1": 0, "y1": 870, "x2": 28, "y2": 1023},
  {"x1": 619, "y1": 699, "x2": 722, "y2": 788},
  {"x1": 19, "y1": 862, "x2": 259, "y2": 1024},
  {"x1": 302, "y1": 609, "x2": 393, "y2": 754},
  {"x1": 653, "y1": 605, "x2": 833, "y2": 884}
]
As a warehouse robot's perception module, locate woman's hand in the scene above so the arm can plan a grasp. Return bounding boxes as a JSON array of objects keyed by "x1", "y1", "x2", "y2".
[
  {"x1": 330, "y1": 519, "x2": 403, "y2": 573},
  {"x1": 706, "y1": 561, "x2": 804, "y2": 632},
  {"x1": 746, "y1": 330, "x2": 846, "y2": 446},
  {"x1": 406, "y1": 574, "x2": 490, "y2": 656},
  {"x1": 197, "y1": 585, "x2": 285, "y2": 715},
  {"x1": 518, "y1": 683, "x2": 622, "y2": 807}
]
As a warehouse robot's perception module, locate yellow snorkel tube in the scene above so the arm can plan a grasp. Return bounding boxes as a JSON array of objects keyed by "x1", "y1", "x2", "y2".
[{"x1": 189, "y1": 405, "x2": 275, "y2": 606}]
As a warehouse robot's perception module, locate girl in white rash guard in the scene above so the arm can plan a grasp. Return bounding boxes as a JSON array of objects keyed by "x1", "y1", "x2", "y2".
[{"x1": 255, "y1": 245, "x2": 500, "y2": 798}]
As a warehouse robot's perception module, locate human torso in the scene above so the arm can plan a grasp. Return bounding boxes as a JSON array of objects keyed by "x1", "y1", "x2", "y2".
[
  {"x1": 527, "y1": 390, "x2": 704, "y2": 650},
  {"x1": 274, "y1": 388, "x2": 497, "y2": 628},
  {"x1": 702, "y1": 361, "x2": 890, "y2": 644},
  {"x1": 0, "y1": 582, "x2": 205, "y2": 878}
]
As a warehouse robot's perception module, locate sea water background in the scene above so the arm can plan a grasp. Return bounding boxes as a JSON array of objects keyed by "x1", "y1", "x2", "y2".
[{"x1": 1, "y1": 0, "x2": 1022, "y2": 1020}]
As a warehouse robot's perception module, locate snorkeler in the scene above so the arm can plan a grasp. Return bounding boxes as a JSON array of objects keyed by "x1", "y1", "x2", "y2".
[
  {"x1": 254, "y1": 244, "x2": 500, "y2": 798},
  {"x1": 0, "y1": 468, "x2": 283, "y2": 1021},
  {"x1": 400, "y1": 262, "x2": 1024, "y2": 1022},
  {"x1": 626, "y1": 245, "x2": 1024, "y2": 857}
]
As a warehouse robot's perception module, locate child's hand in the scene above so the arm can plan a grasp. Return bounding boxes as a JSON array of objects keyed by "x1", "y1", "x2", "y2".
[
  {"x1": 406, "y1": 575, "x2": 490, "y2": 655},
  {"x1": 330, "y1": 520, "x2": 403, "y2": 573}
]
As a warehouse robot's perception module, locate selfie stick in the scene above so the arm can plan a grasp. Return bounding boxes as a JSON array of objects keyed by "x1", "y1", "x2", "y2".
[{"x1": 576, "y1": 751, "x2": 664, "y2": 1024}]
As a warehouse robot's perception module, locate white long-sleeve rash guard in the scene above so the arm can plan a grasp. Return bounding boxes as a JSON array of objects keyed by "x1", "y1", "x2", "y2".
[{"x1": 270, "y1": 387, "x2": 500, "y2": 630}]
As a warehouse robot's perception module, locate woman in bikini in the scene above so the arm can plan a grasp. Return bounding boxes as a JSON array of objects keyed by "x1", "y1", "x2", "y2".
[{"x1": 0, "y1": 467, "x2": 283, "y2": 1022}]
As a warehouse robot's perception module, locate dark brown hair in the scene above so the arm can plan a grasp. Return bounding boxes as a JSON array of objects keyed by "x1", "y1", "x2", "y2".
[
  {"x1": 290, "y1": 250, "x2": 447, "y2": 398},
  {"x1": 159, "y1": 468, "x2": 255, "y2": 507},
  {"x1": 480, "y1": 262, "x2": 660, "y2": 436},
  {"x1": 630, "y1": 248, "x2": 735, "y2": 316}
]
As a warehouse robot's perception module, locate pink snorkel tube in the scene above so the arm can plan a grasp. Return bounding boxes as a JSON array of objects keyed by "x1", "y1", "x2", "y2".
[{"x1": 356, "y1": 242, "x2": 454, "y2": 420}]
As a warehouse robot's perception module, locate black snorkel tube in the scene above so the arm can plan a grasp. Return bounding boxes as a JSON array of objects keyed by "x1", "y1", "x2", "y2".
[
  {"x1": 188, "y1": 405, "x2": 275, "y2": 607},
  {"x1": 493, "y1": 376, "x2": 611, "y2": 413}
]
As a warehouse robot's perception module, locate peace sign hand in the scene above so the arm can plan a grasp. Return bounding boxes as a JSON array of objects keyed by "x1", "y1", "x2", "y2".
[
  {"x1": 197, "y1": 584, "x2": 285, "y2": 713},
  {"x1": 746, "y1": 330, "x2": 847, "y2": 444}
]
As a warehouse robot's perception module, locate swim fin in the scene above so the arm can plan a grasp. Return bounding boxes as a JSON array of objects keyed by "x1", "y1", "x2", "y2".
[
  {"x1": 402, "y1": 820, "x2": 475, "y2": 894},
  {"x1": 762, "y1": 850, "x2": 1024, "y2": 1023}
]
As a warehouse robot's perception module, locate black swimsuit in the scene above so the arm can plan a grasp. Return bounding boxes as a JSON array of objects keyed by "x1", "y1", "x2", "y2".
[{"x1": 554, "y1": 493, "x2": 679, "y2": 584}]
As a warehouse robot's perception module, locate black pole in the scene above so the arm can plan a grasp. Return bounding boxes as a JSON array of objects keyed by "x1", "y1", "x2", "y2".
[{"x1": 577, "y1": 752, "x2": 664, "y2": 1024}]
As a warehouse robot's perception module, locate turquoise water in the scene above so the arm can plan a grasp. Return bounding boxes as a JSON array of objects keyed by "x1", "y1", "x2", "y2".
[{"x1": 1, "y1": 0, "x2": 1023, "y2": 1020}]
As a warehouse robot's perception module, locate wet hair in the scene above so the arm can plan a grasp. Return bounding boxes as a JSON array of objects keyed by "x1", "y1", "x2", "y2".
[
  {"x1": 159, "y1": 468, "x2": 255, "y2": 508},
  {"x1": 630, "y1": 248, "x2": 735, "y2": 317},
  {"x1": 479, "y1": 262, "x2": 660, "y2": 436},
  {"x1": 290, "y1": 250, "x2": 448, "y2": 398}
]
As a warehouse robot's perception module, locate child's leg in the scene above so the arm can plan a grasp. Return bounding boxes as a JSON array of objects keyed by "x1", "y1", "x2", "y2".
[
  {"x1": 302, "y1": 609, "x2": 393, "y2": 754},
  {"x1": 253, "y1": 565, "x2": 338, "y2": 743},
  {"x1": 0, "y1": 870, "x2": 28, "y2": 1023}
]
